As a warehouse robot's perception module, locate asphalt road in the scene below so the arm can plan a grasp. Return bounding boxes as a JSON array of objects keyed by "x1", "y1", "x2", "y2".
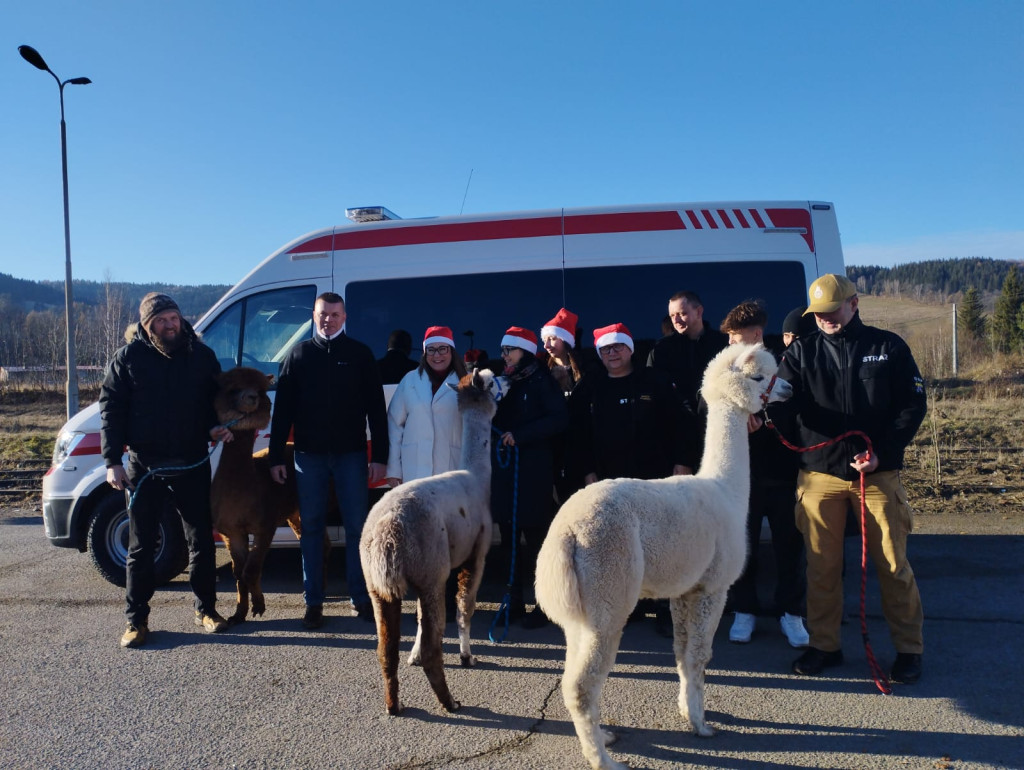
[{"x1": 1, "y1": 507, "x2": 1021, "y2": 770}]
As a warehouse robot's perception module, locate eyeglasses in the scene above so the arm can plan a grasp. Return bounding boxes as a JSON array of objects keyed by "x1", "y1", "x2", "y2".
[
  {"x1": 599, "y1": 343, "x2": 629, "y2": 357},
  {"x1": 425, "y1": 345, "x2": 451, "y2": 356},
  {"x1": 500, "y1": 346, "x2": 519, "y2": 356}
]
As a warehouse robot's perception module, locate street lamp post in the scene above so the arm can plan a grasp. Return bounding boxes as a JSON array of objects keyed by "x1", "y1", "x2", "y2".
[{"x1": 18, "y1": 44, "x2": 91, "y2": 420}]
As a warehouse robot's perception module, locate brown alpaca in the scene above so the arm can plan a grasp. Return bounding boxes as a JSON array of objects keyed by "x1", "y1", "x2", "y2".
[{"x1": 210, "y1": 366, "x2": 325, "y2": 624}]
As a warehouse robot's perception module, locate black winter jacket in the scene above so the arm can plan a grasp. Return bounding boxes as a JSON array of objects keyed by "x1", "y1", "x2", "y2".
[
  {"x1": 99, "y1": 321, "x2": 222, "y2": 468},
  {"x1": 269, "y1": 332, "x2": 388, "y2": 465},
  {"x1": 771, "y1": 314, "x2": 927, "y2": 481},
  {"x1": 490, "y1": 359, "x2": 569, "y2": 527}
]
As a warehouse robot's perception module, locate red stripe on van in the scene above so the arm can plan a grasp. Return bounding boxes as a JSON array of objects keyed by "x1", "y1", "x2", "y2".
[
  {"x1": 685, "y1": 210, "x2": 703, "y2": 229},
  {"x1": 717, "y1": 210, "x2": 734, "y2": 229},
  {"x1": 749, "y1": 209, "x2": 766, "y2": 228},
  {"x1": 701, "y1": 210, "x2": 718, "y2": 229},
  {"x1": 732, "y1": 209, "x2": 750, "y2": 228},
  {"x1": 766, "y1": 208, "x2": 815, "y2": 251},
  {"x1": 330, "y1": 217, "x2": 563, "y2": 251},
  {"x1": 289, "y1": 235, "x2": 335, "y2": 254},
  {"x1": 70, "y1": 432, "x2": 102, "y2": 456},
  {"x1": 563, "y1": 211, "x2": 686, "y2": 234}
]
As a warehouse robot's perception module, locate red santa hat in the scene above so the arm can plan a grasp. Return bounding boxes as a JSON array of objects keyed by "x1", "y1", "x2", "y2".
[
  {"x1": 423, "y1": 326, "x2": 455, "y2": 350},
  {"x1": 501, "y1": 326, "x2": 538, "y2": 354},
  {"x1": 541, "y1": 307, "x2": 578, "y2": 348},
  {"x1": 593, "y1": 323, "x2": 634, "y2": 353}
]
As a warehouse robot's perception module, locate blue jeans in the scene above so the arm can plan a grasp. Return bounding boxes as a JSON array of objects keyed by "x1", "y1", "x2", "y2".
[{"x1": 293, "y1": 450, "x2": 370, "y2": 607}]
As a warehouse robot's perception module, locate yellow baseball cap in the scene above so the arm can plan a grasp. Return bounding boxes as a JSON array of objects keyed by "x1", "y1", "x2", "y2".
[{"x1": 803, "y1": 274, "x2": 857, "y2": 315}]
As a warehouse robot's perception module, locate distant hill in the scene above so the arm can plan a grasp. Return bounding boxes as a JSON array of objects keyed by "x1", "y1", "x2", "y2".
[
  {"x1": 847, "y1": 257, "x2": 1019, "y2": 299},
  {"x1": 0, "y1": 273, "x2": 231, "y2": 321}
]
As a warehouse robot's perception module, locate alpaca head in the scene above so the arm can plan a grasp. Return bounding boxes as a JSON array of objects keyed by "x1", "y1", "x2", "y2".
[
  {"x1": 452, "y1": 368, "x2": 509, "y2": 420},
  {"x1": 700, "y1": 343, "x2": 791, "y2": 414},
  {"x1": 214, "y1": 366, "x2": 274, "y2": 430}
]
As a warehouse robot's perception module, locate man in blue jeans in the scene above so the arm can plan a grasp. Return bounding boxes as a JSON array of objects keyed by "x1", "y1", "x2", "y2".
[{"x1": 269, "y1": 292, "x2": 388, "y2": 629}]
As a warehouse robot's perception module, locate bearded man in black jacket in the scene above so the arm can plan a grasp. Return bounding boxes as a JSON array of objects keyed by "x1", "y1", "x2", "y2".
[
  {"x1": 774, "y1": 274, "x2": 927, "y2": 684},
  {"x1": 101, "y1": 292, "x2": 234, "y2": 649},
  {"x1": 269, "y1": 293, "x2": 388, "y2": 629}
]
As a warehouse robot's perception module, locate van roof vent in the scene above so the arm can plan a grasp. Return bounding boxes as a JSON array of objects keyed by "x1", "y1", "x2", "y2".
[{"x1": 346, "y1": 206, "x2": 401, "y2": 223}]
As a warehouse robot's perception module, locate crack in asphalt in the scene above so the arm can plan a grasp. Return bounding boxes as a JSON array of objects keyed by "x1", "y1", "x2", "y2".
[{"x1": 388, "y1": 675, "x2": 563, "y2": 769}]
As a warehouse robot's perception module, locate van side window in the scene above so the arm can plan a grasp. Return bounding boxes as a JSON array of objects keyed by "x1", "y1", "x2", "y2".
[{"x1": 202, "y1": 285, "x2": 316, "y2": 378}]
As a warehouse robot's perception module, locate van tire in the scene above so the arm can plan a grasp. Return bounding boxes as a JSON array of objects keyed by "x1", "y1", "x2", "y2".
[{"x1": 86, "y1": 495, "x2": 188, "y2": 587}]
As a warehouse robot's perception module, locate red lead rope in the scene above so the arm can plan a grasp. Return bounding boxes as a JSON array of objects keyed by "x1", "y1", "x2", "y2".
[{"x1": 762, "y1": 410, "x2": 893, "y2": 695}]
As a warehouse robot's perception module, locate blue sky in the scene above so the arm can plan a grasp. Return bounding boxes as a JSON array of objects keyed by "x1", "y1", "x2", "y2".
[{"x1": 2, "y1": 1, "x2": 1021, "y2": 287}]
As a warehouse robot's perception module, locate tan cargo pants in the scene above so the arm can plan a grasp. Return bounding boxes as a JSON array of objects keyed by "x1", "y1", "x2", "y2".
[{"x1": 795, "y1": 469, "x2": 924, "y2": 654}]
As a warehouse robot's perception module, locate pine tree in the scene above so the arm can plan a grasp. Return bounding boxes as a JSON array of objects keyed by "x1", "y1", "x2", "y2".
[
  {"x1": 990, "y1": 266, "x2": 1024, "y2": 353},
  {"x1": 958, "y1": 286, "x2": 987, "y2": 341}
]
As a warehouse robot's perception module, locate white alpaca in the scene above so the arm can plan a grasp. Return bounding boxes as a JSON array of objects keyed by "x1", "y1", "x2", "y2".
[
  {"x1": 535, "y1": 343, "x2": 791, "y2": 770},
  {"x1": 359, "y1": 369, "x2": 508, "y2": 715}
]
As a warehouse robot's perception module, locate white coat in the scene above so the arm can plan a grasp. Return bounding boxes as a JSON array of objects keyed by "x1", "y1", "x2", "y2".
[{"x1": 385, "y1": 368, "x2": 463, "y2": 483}]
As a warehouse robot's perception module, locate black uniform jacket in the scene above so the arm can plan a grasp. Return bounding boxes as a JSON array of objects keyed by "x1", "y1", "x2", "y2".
[
  {"x1": 99, "y1": 321, "x2": 221, "y2": 468},
  {"x1": 770, "y1": 314, "x2": 927, "y2": 482},
  {"x1": 269, "y1": 332, "x2": 388, "y2": 466}
]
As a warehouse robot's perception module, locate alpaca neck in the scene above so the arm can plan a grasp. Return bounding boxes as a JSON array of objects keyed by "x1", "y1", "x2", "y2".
[
  {"x1": 696, "y1": 403, "x2": 751, "y2": 503},
  {"x1": 458, "y1": 408, "x2": 493, "y2": 476},
  {"x1": 219, "y1": 429, "x2": 258, "y2": 466}
]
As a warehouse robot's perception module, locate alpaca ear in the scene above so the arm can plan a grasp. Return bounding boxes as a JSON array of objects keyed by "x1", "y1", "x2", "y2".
[
  {"x1": 733, "y1": 345, "x2": 757, "y2": 369},
  {"x1": 471, "y1": 369, "x2": 484, "y2": 389}
]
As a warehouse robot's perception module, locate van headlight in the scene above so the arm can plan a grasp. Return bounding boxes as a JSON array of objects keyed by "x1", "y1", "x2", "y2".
[{"x1": 52, "y1": 430, "x2": 86, "y2": 467}]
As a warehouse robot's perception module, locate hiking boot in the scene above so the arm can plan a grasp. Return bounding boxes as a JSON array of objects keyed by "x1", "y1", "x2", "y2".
[
  {"x1": 302, "y1": 604, "x2": 324, "y2": 630},
  {"x1": 779, "y1": 613, "x2": 809, "y2": 648},
  {"x1": 521, "y1": 606, "x2": 550, "y2": 630},
  {"x1": 729, "y1": 612, "x2": 756, "y2": 643},
  {"x1": 195, "y1": 610, "x2": 228, "y2": 633},
  {"x1": 120, "y1": 623, "x2": 148, "y2": 648},
  {"x1": 890, "y1": 653, "x2": 922, "y2": 684},
  {"x1": 792, "y1": 647, "x2": 844, "y2": 676},
  {"x1": 353, "y1": 602, "x2": 375, "y2": 623}
]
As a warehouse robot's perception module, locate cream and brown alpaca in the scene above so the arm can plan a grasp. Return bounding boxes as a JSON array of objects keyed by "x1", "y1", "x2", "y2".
[
  {"x1": 359, "y1": 368, "x2": 507, "y2": 715},
  {"x1": 210, "y1": 366, "x2": 322, "y2": 624},
  {"x1": 535, "y1": 343, "x2": 792, "y2": 770}
]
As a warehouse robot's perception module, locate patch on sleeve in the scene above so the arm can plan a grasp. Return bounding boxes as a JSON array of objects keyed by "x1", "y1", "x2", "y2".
[{"x1": 913, "y1": 375, "x2": 925, "y2": 394}]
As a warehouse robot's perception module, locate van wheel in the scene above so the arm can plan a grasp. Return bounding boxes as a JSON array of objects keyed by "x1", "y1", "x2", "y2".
[{"x1": 86, "y1": 495, "x2": 188, "y2": 587}]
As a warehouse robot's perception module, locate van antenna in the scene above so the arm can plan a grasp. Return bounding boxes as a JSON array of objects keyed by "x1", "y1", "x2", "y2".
[{"x1": 459, "y1": 168, "x2": 474, "y2": 215}]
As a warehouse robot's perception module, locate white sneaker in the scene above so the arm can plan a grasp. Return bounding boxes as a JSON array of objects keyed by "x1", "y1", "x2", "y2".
[
  {"x1": 729, "y1": 612, "x2": 755, "y2": 643},
  {"x1": 780, "y1": 613, "x2": 809, "y2": 648}
]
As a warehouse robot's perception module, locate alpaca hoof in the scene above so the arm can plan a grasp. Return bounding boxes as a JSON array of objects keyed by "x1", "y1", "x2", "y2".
[
  {"x1": 227, "y1": 612, "x2": 246, "y2": 626},
  {"x1": 407, "y1": 653, "x2": 422, "y2": 667},
  {"x1": 601, "y1": 728, "x2": 618, "y2": 746},
  {"x1": 443, "y1": 699, "x2": 461, "y2": 713},
  {"x1": 252, "y1": 600, "x2": 266, "y2": 617},
  {"x1": 460, "y1": 653, "x2": 477, "y2": 668},
  {"x1": 386, "y1": 702, "x2": 402, "y2": 716},
  {"x1": 692, "y1": 723, "x2": 715, "y2": 738}
]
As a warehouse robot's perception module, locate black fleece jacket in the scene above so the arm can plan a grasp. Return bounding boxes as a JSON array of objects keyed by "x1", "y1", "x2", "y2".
[
  {"x1": 770, "y1": 314, "x2": 927, "y2": 481},
  {"x1": 268, "y1": 332, "x2": 388, "y2": 466}
]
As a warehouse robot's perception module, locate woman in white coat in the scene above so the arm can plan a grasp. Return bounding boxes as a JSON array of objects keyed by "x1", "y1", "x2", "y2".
[{"x1": 385, "y1": 326, "x2": 468, "y2": 487}]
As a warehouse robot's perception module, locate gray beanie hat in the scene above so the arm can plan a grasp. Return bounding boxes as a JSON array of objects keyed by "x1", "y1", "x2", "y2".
[{"x1": 139, "y1": 292, "x2": 181, "y2": 329}]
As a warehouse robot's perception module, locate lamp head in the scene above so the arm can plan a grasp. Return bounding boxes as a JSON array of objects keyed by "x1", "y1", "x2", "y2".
[
  {"x1": 68, "y1": 77, "x2": 92, "y2": 85},
  {"x1": 18, "y1": 45, "x2": 50, "y2": 72}
]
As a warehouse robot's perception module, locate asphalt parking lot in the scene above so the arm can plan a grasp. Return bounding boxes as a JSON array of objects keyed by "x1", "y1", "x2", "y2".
[{"x1": 0, "y1": 507, "x2": 1021, "y2": 770}]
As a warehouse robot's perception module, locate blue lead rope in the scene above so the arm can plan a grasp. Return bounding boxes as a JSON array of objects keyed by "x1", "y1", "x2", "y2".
[
  {"x1": 126, "y1": 417, "x2": 240, "y2": 511},
  {"x1": 489, "y1": 426, "x2": 519, "y2": 644}
]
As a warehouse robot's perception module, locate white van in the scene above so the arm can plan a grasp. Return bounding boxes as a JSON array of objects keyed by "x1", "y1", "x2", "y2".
[{"x1": 41, "y1": 200, "x2": 845, "y2": 585}]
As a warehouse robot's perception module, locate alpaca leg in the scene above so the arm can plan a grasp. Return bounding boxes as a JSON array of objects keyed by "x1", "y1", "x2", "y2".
[
  {"x1": 220, "y1": 534, "x2": 250, "y2": 624},
  {"x1": 408, "y1": 599, "x2": 424, "y2": 666},
  {"x1": 562, "y1": 624, "x2": 628, "y2": 770},
  {"x1": 671, "y1": 588, "x2": 727, "y2": 737},
  {"x1": 243, "y1": 528, "x2": 274, "y2": 618},
  {"x1": 373, "y1": 594, "x2": 403, "y2": 715},
  {"x1": 455, "y1": 539, "x2": 487, "y2": 667},
  {"x1": 418, "y1": 582, "x2": 459, "y2": 712}
]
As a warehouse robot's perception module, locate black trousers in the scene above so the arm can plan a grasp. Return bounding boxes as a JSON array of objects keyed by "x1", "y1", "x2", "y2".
[
  {"x1": 125, "y1": 456, "x2": 218, "y2": 626},
  {"x1": 729, "y1": 481, "x2": 806, "y2": 617},
  {"x1": 495, "y1": 521, "x2": 548, "y2": 605}
]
